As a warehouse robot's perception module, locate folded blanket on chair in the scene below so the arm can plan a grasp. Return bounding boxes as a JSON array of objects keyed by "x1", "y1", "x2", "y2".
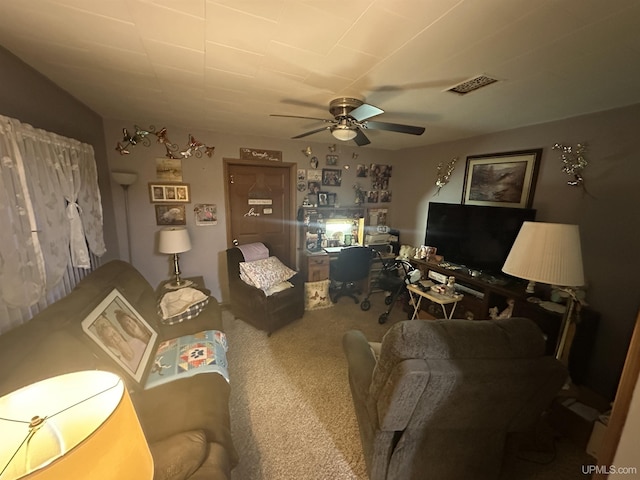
[{"x1": 237, "y1": 242, "x2": 269, "y2": 262}]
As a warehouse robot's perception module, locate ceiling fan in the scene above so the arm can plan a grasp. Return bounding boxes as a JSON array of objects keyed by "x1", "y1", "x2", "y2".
[{"x1": 270, "y1": 97, "x2": 425, "y2": 146}]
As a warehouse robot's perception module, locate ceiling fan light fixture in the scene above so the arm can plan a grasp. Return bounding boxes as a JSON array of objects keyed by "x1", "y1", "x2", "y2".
[{"x1": 331, "y1": 125, "x2": 357, "y2": 141}]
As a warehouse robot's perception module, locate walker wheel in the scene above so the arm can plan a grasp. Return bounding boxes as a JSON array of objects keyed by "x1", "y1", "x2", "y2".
[
  {"x1": 360, "y1": 299, "x2": 371, "y2": 311},
  {"x1": 378, "y1": 313, "x2": 388, "y2": 324},
  {"x1": 384, "y1": 296, "x2": 393, "y2": 306}
]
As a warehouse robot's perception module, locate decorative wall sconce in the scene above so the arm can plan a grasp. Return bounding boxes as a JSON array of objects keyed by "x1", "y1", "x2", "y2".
[
  {"x1": 115, "y1": 125, "x2": 215, "y2": 159},
  {"x1": 552, "y1": 142, "x2": 588, "y2": 189},
  {"x1": 434, "y1": 157, "x2": 457, "y2": 195}
]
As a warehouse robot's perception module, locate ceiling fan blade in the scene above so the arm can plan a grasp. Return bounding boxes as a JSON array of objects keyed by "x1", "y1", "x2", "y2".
[
  {"x1": 353, "y1": 128, "x2": 371, "y2": 146},
  {"x1": 349, "y1": 103, "x2": 384, "y2": 122},
  {"x1": 291, "y1": 126, "x2": 332, "y2": 139},
  {"x1": 364, "y1": 120, "x2": 425, "y2": 136},
  {"x1": 270, "y1": 114, "x2": 334, "y2": 123}
]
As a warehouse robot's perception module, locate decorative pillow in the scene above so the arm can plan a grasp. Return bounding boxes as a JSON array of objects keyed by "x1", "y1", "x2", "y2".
[
  {"x1": 304, "y1": 280, "x2": 333, "y2": 311},
  {"x1": 263, "y1": 280, "x2": 294, "y2": 297},
  {"x1": 239, "y1": 256, "x2": 297, "y2": 291}
]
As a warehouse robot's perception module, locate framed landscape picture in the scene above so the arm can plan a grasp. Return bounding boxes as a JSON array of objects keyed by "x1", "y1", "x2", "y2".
[
  {"x1": 462, "y1": 149, "x2": 542, "y2": 208},
  {"x1": 81, "y1": 288, "x2": 158, "y2": 384}
]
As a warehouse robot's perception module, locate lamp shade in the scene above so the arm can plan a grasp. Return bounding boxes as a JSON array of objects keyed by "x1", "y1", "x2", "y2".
[
  {"x1": 0, "y1": 371, "x2": 153, "y2": 479},
  {"x1": 502, "y1": 221, "x2": 585, "y2": 287},
  {"x1": 331, "y1": 126, "x2": 357, "y2": 141},
  {"x1": 158, "y1": 227, "x2": 192, "y2": 254},
  {"x1": 110, "y1": 171, "x2": 138, "y2": 186}
]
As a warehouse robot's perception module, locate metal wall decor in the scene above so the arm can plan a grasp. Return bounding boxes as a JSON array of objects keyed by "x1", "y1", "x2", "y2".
[
  {"x1": 552, "y1": 142, "x2": 588, "y2": 189},
  {"x1": 434, "y1": 157, "x2": 457, "y2": 195},
  {"x1": 116, "y1": 125, "x2": 215, "y2": 159}
]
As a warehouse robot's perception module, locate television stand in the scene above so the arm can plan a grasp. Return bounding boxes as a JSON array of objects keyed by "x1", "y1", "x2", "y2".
[{"x1": 410, "y1": 258, "x2": 599, "y2": 371}]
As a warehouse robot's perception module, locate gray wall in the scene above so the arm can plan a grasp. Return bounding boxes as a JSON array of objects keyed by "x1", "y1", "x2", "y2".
[
  {"x1": 0, "y1": 46, "x2": 119, "y2": 262},
  {"x1": 393, "y1": 104, "x2": 640, "y2": 399}
]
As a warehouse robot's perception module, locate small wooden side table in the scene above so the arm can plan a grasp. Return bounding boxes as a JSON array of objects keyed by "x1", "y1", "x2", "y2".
[{"x1": 406, "y1": 283, "x2": 463, "y2": 320}]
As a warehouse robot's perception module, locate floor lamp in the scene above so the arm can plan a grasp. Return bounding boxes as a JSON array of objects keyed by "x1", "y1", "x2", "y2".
[
  {"x1": 502, "y1": 221, "x2": 585, "y2": 364},
  {"x1": 111, "y1": 171, "x2": 138, "y2": 264}
]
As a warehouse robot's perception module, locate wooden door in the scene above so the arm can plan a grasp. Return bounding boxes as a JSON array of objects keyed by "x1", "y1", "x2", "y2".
[{"x1": 224, "y1": 159, "x2": 296, "y2": 267}]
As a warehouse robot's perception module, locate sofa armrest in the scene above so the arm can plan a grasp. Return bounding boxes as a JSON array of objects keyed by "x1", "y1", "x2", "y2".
[
  {"x1": 149, "y1": 430, "x2": 208, "y2": 480},
  {"x1": 187, "y1": 443, "x2": 232, "y2": 480},
  {"x1": 376, "y1": 359, "x2": 430, "y2": 431},
  {"x1": 343, "y1": 330, "x2": 377, "y2": 402}
]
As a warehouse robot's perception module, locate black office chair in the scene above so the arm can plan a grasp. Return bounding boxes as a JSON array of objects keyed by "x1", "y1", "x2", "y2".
[{"x1": 329, "y1": 246, "x2": 374, "y2": 304}]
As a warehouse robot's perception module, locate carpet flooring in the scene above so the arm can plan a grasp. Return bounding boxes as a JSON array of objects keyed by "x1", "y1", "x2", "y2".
[{"x1": 223, "y1": 297, "x2": 595, "y2": 480}]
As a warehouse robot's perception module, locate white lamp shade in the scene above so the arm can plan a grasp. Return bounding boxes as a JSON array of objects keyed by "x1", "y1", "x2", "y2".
[
  {"x1": 158, "y1": 227, "x2": 192, "y2": 254},
  {"x1": 502, "y1": 221, "x2": 585, "y2": 287},
  {"x1": 110, "y1": 171, "x2": 138, "y2": 186},
  {"x1": 331, "y1": 126, "x2": 357, "y2": 141},
  {"x1": 0, "y1": 371, "x2": 153, "y2": 479}
]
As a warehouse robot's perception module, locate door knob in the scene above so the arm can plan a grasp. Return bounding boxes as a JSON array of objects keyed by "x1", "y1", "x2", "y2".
[{"x1": 233, "y1": 239, "x2": 239, "y2": 246}]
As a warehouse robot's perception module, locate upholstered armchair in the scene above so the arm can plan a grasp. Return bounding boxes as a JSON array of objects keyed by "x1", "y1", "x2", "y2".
[
  {"x1": 226, "y1": 243, "x2": 304, "y2": 335},
  {"x1": 343, "y1": 318, "x2": 567, "y2": 480}
]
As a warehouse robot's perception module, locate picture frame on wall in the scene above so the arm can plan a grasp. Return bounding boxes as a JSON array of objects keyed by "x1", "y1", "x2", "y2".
[
  {"x1": 81, "y1": 288, "x2": 158, "y2": 385},
  {"x1": 321, "y1": 168, "x2": 342, "y2": 186},
  {"x1": 318, "y1": 191, "x2": 329, "y2": 206},
  {"x1": 462, "y1": 149, "x2": 542, "y2": 208},
  {"x1": 149, "y1": 182, "x2": 190, "y2": 203},
  {"x1": 155, "y1": 204, "x2": 187, "y2": 225}
]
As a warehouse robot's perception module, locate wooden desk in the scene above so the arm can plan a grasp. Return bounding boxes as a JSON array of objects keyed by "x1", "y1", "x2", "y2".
[{"x1": 406, "y1": 283, "x2": 463, "y2": 320}]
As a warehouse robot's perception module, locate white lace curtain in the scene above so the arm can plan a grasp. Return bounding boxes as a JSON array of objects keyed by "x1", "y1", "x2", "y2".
[{"x1": 0, "y1": 114, "x2": 106, "y2": 332}]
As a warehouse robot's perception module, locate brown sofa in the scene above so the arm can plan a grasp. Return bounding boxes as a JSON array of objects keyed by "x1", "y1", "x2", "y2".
[
  {"x1": 343, "y1": 318, "x2": 567, "y2": 480},
  {"x1": 0, "y1": 260, "x2": 237, "y2": 480}
]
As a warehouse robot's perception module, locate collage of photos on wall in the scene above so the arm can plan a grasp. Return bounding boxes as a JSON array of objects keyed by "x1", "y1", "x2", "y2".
[{"x1": 356, "y1": 163, "x2": 392, "y2": 203}]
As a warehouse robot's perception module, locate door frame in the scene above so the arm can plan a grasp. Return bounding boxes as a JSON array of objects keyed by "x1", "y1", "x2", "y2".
[{"x1": 223, "y1": 158, "x2": 298, "y2": 267}]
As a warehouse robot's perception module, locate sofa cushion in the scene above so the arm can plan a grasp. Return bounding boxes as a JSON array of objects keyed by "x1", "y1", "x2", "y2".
[
  {"x1": 149, "y1": 430, "x2": 208, "y2": 480},
  {"x1": 239, "y1": 256, "x2": 296, "y2": 291}
]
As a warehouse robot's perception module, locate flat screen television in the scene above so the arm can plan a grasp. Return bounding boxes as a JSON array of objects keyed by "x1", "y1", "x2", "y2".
[{"x1": 424, "y1": 202, "x2": 536, "y2": 275}]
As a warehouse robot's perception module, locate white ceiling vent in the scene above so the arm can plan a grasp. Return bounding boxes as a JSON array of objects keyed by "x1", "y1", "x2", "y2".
[{"x1": 446, "y1": 75, "x2": 499, "y2": 95}]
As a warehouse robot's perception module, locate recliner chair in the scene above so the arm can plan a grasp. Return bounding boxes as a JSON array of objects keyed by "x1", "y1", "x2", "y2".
[
  {"x1": 329, "y1": 246, "x2": 374, "y2": 304},
  {"x1": 226, "y1": 244, "x2": 304, "y2": 335},
  {"x1": 343, "y1": 318, "x2": 567, "y2": 480}
]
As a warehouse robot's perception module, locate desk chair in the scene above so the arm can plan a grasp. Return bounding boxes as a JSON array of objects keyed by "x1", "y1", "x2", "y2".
[{"x1": 330, "y1": 246, "x2": 374, "y2": 304}]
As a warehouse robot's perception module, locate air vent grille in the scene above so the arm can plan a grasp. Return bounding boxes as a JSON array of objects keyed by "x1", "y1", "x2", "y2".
[{"x1": 446, "y1": 75, "x2": 499, "y2": 95}]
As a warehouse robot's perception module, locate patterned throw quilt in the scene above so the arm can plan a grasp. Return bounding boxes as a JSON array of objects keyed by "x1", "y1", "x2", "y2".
[{"x1": 145, "y1": 330, "x2": 229, "y2": 390}]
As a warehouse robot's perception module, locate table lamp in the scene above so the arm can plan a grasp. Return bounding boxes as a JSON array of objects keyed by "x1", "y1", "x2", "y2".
[
  {"x1": 502, "y1": 221, "x2": 585, "y2": 363},
  {"x1": 158, "y1": 226, "x2": 193, "y2": 289},
  {"x1": 0, "y1": 370, "x2": 153, "y2": 479}
]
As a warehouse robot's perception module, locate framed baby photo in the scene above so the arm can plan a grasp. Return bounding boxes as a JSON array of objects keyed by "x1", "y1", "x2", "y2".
[{"x1": 81, "y1": 288, "x2": 158, "y2": 384}]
